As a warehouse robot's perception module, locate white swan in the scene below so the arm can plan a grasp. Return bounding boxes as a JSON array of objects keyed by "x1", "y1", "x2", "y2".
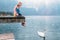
[{"x1": 37, "y1": 31, "x2": 45, "y2": 37}]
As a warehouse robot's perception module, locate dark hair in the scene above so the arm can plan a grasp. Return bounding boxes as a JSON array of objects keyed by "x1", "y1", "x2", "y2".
[{"x1": 17, "y1": 4, "x2": 20, "y2": 6}]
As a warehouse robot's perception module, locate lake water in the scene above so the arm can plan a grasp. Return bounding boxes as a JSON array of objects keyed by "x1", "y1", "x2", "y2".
[{"x1": 0, "y1": 16, "x2": 60, "y2": 40}]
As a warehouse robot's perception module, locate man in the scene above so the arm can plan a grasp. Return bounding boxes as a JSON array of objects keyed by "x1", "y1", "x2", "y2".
[{"x1": 14, "y1": 2, "x2": 25, "y2": 26}]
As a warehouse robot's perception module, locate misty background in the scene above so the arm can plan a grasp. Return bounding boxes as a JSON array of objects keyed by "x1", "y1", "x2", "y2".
[{"x1": 0, "y1": 0, "x2": 60, "y2": 16}]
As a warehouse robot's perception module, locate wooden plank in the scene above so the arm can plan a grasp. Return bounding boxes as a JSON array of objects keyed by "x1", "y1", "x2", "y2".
[{"x1": 0, "y1": 16, "x2": 25, "y2": 19}]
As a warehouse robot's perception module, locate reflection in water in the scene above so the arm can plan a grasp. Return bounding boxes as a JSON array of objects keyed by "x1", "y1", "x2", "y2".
[
  {"x1": 0, "y1": 16, "x2": 60, "y2": 40},
  {"x1": 0, "y1": 33, "x2": 15, "y2": 40}
]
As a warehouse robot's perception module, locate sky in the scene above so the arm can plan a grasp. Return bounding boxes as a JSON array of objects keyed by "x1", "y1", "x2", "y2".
[{"x1": 0, "y1": 0, "x2": 60, "y2": 16}]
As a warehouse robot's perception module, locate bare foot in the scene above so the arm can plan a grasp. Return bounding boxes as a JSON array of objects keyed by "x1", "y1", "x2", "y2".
[{"x1": 21, "y1": 22, "x2": 25, "y2": 27}]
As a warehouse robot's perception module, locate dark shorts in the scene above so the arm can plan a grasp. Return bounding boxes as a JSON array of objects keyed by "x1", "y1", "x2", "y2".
[
  {"x1": 17, "y1": 14, "x2": 22, "y2": 17},
  {"x1": 18, "y1": 14, "x2": 22, "y2": 16}
]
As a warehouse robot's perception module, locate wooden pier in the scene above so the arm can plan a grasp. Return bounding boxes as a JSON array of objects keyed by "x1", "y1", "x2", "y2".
[{"x1": 0, "y1": 16, "x2": 25, "y2": 23}]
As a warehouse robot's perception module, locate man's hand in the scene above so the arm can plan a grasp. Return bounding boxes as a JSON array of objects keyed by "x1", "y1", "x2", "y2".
[{"x1": 16, "y1": 13, "x2": 19, "y2": 16}]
